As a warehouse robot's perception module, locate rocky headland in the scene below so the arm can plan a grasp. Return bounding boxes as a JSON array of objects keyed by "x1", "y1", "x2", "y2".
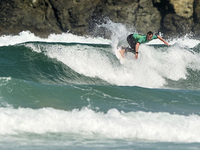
[{"x1": 0, "y1": 0, "x2": 199, "y2": 38}]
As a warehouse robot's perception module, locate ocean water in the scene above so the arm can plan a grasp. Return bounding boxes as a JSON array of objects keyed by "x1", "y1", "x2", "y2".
[{"x1": 0, "y1": 22, "x2": 200, "y2": 150}]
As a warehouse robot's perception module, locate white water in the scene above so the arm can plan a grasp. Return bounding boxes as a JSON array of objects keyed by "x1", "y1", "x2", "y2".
[
  {"x1": 26, "y1": 39, "x2": 200, "y2": 88},
  {"x1": 0, "y1": 21, "x2": 200, "y2": 88},
  {"x1": 0, "y1": 107, "x2": 200, "y2": 143},
  {"x1": 0, "y1": 31, "x2": 110, "y2": 46}
]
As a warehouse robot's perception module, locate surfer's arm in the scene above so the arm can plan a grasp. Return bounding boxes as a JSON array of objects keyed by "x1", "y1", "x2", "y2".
[
  {"x1": 157, "y1": 35, "x2": 169, "y2": 46},
  {"x1": 135, "y1": 42, "x2": 140, "y2": 59}
]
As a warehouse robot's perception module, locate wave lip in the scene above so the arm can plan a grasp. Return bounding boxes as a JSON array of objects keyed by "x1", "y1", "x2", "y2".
[
  {"x1": 0, "y1": 31, "x2": 110, "y2": 47},
  {"x1": 0, "y1": 107, "x2": 200, "y2": 143}
]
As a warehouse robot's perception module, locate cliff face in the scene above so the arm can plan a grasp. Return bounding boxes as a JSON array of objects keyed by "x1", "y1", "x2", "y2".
[{"x1": 0, "y1": 0, "x2": 199, "y2": 38}]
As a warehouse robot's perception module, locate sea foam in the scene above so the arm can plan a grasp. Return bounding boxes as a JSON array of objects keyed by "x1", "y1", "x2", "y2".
[
  {"x1": 0, "y1": 31, "x2": 110, "y2": 47},
  {"x1": 0, "y1": 107, "x2": 200, "y2": 143},
  {"x1": 25, "y1": 40, "x2": 200, "y2": 88}
]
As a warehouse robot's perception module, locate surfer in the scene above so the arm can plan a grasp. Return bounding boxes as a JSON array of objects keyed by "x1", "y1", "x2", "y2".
[{"x1": 119, "y1": 31, "x2": 169, "y2": 59}]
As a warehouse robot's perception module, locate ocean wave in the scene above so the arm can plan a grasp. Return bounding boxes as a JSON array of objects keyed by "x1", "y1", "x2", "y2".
[
  {"x1": 0, "y1": 21, "x2": 200, "y2": 89},
  {"x1": 0, "y1": 107, "x2": 200, "y2": 143},
  {"x1": 0, "y1": 40, "x2": 200, "y2": 89},
  {"x1": 0, "y1": 31, "x2": 110, "y2": 47},
  {"x1": 26, "y1": 41, "x2": 200, "y2": 89}
]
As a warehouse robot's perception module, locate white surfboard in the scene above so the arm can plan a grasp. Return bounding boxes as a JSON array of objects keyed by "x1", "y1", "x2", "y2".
[{"x1": 115, "y1": 46, "x2": 126, "y2": 64}]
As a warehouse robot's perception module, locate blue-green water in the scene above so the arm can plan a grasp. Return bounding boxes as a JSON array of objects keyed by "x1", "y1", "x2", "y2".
[{"x1": 0, "y1": 30, "x2": 200, "y2": 150}]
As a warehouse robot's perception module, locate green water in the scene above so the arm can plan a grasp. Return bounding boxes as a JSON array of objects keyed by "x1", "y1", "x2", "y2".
[{"x1": 0, "y1": 41, "x2": 200, "y2": 149}]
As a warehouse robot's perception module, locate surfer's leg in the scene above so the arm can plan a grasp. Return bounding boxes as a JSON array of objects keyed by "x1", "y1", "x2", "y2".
[
  {"x1": 119, "y1": 49, "x2": 126, "y2": 58},
  {"x1": 119, "y1": 34, "x2": 136, "y2": 58},
  {"x1": 125, "y1": 47, "x2": 134, "y2": 53},
  {"x1": 127, "y1": 34, "x2": 136, "y2": 52}
]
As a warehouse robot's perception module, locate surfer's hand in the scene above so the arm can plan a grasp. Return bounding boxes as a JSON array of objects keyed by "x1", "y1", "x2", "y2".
[
  {"x1": 164, "y1": 41, "x2": 169, "y2": 46},
  {"x1": 135, "y1": 53, "x2": 138, "y2": 59}
]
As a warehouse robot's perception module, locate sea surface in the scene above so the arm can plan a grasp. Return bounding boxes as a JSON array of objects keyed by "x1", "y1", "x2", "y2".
[{"x1": 0, "y1": 22, "x2": 200, "y2": 150}]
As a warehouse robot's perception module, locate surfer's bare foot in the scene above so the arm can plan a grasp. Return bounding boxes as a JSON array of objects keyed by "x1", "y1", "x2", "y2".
[{"x1": 119, "y1": 49, "x2": 125, "y2": 58}]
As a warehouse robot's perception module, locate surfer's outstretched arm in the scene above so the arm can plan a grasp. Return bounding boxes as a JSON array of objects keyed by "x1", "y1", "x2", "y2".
[{"x1": 157, "y1": 35, "x2": 169, "y2": 46}]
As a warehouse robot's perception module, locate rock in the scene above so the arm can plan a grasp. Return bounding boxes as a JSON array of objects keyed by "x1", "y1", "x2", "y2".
[
  {"x1": 155, "y1": 0, "x2": 195, "y2": 37},
  {"x1": 170, "y1": 0, "x2": 194, "y2": 18},
  {"x1": 194, "y1": 0, "x2": 200, "y2": 36},
  {"x1": 162, "y1": 14, "x2": 178, "y2": 36},
  {"x1": 0, "y1": 0, "x2": 62, "y2": 37},
  {"x1": 194, "y1": 0, "x2": 200, "y2": 21},
  {"x1": 0, "y1": 0, "x2": 199, "y2": 38},
  {"x1": 93, "y1": 0, "x2": 138, "y2": 25},
  {"x1": 135, "y1": 0, "x2": 161, "y2": 34},
  {"x1": 92, "y1": 0, "x2": 161, "y2": 34},
  {"x1": 163, "y1": 14, "x2": 194, "y2": 37}
]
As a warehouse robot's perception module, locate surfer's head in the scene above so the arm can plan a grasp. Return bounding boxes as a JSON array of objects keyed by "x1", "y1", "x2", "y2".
[{"x1": 147, "y1": 31, "x2": 153, "y2": 41}]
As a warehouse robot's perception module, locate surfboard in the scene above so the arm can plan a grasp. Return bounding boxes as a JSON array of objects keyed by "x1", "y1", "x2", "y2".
[{"x1": 115, "y1": 46, "x2": 126, "y2": 64}]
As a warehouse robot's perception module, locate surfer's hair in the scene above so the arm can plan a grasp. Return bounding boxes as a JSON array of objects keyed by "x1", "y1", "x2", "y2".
[{"x1": 147, "y1": 31, "x2": 153, "y2": 35}]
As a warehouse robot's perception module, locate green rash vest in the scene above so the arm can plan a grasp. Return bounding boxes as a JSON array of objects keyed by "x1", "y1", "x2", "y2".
[{"x1": 133, "y1": 34, "x2": 157, "y2": 44}]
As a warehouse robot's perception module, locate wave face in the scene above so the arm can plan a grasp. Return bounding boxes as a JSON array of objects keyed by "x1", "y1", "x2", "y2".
[
  {"x1": 0, "y1": 21, "x2": 200, "y2": 150},
  {"x1": 0, "y1": 37, "x2": 200, "y2": 89}
]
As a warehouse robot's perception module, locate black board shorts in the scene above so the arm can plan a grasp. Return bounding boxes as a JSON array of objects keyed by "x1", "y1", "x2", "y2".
[{"x1": 125, "y1": 34, "x2": 136, "y2": 53}]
